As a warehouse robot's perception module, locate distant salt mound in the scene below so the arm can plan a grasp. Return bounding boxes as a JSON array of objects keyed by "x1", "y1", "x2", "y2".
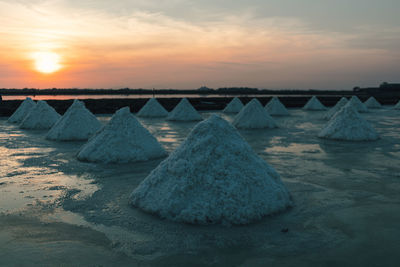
[
  {"x1": 223, "y1": 97, "x2": 244, "y2": 113},
  {"x1": 8, "y1": 97, "x2": 36, "y2": 123},
  {"x1": 77, "y1": 107, "x2": 166, "y2": 163},
  {"x1": 318, "y1": 103, "x2": 379, "y2": 141},
  {"x1": 364, "y1": 97, "x2": 382, "y2": 109},
  {"x1": 130, "y1": 115, "x2": 291, "y2": 225},
  {"x1": 303, "y1": 96, "x2": 327, "y2": 111},
  {"x1": 137, "y1": 98, "x2": 168, "y2": 118},
  {"x1": 233, "y1": 99, "x2": 277, "y2": 129},
  {"x1": 395, "y1": 101, "x2": 400, "y2": 110},
  {"x1": 349, "y1": 96, "x2": 368, "y2": 113},
  {"x1": 167, "y1": 98, "x2": 202, "y2": 121},
  {"x1": 323, "y1": 97, "x2": 348, "y2": 120},
  {"x1": 46, "y1": 100, "x2": 102, "y2": 141},
  {"x1": 265, "y1": 97, "x2": 289, "y2": 116},
  {"x1": 20, "y1": 100, "x2": 61, "y2": 130}
]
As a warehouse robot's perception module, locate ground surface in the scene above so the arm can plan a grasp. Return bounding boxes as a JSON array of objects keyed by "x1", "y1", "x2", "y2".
[{"x1": 0, "y1": 108, "x2": 399, "y2": 266}]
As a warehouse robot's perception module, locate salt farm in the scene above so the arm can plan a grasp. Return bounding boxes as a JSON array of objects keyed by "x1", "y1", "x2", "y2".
[{"x1": 0, "y1": 97, "x2": 399, "y2": 266}]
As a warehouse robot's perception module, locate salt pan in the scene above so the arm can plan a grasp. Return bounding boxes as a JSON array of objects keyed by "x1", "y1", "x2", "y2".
[
  {"x1": 137, "y1": 98, "x2": 168, "y2": 118},
  {"x1": 265, "y1": 97, "x2": 289, "y2": 116},
  {"x1": 349, "y1": 96, "x2": 368, "y2": 113},
  {"x1": 323, "y1": 97, "x2": 348, "y2": 120},
  {"x1": 303, "y1": 96, "x2": 327, "y2": 111},
  {"x1": 233, "y1": 99, "x2": 277, "y2": 129},
  {"x1": 223, "y1": 97, "x2": 243, "y2": 113},
  {"x1": 20, "y1": 100, "x2": 61, "y2": 130},
  {"x1": 364, "y1": 97, "x2": 382, "y2": 109},
  {"x1": 7, "y1": 97, "x2": 36, "y2": 123},
  {"x1": 167, "y1": 98, "x2": 202, "y2": 121}
]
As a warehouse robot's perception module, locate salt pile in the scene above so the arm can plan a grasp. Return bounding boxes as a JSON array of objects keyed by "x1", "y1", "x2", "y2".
[
  {"x1": 395, "y1": 101, "x2": 400, "y2": 110},
  {"x1": 46, "y1": 100, "x2": 102, "y2": 141},
  {"x1": 167, "y1": 98, "x2": 202, "y2": 121},
  {"x1": 303, "y1": 96, "x2": 327, "y2": 111},
  {"x1": 233, "y1": 99, "x2": 277, "y2": 129},
  {"x1": 7, "y1": 97, "x2": 36, "y2": 123},
  {"x1": 130, "y1": 115, "x2": 291, "y2": 225},
  {"x1": 20, "y1": 100, "x2": 61, "y2": 130},
  {"x1": 77, "y1": 107, "x2": 166, "y2": 163},
  {"x1": 323, "y1": 97, "x2": 348, "y2": 120},
  {"x1": 223, "y1": 97, "x2": 244, "y2": 113},
  {"x1": 349, "y1": 96, "x2": 368, "y2": 112},
  {"x1": 265, "y1": 97, "x2": 289, "y2": 116},
  {"x1": 318, "y1": 103, "x2": 379, "y2": 141},
  {"x1": 364, "y1": 97, "x2": 382, "y2": 109},
  {"x1": 137, "y1": 98, "x2": 168, "y2": 118}
]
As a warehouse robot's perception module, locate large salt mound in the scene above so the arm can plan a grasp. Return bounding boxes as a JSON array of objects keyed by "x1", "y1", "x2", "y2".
[
  {"x1": 223, "y1": 97, "x2": 243, "y2": 113},
  {"x1": 77, "y1": 107, "x2": 166, "y2": 163},
  {"x1": 130, "y1": 115, "x2": 292, "y2": 225},
  {"x1": 167, "y1": 98, "x2": 202, "y2": 121},
  {"x1": 323, "y1": 97, "x2": 348, "y2": 120},
  {"x1": 395, "y1": 101, "x2": 400, "y2": 110},
  {"x1": 349, "y1": 96, "x2": 368, "y2": 113},
  {"x1": 20, "y1": 100, "x2": 61, "y2": 130},
  {"x1": 233, "y1": 99, "x2": 277, "y2": 129},
  {"x1": 265, "y1": 97, "x2": 289, "y2": 116},
  {"x1": 364, "y1": 97, "x2": 382, "y2": 109},
  {"x1": 46, "y1": 100, "x2": 102, "y2": 141},
  {"x1": 318, "y1": 103, "x2": 379, "y2": 141},
  {"x1": 137, "y1": 98, "x2": 168, "y2": 118},
  {"x1": 303, "y1": 96, "x2": 327, "y2": 111},
  {"x1": 7, "y1": 97, "x2": 36, "y2": 123}
]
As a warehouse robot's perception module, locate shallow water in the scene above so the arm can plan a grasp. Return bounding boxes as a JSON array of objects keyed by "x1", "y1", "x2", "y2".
[{"x1": 0, "y1": 107, "x2": 399, "y2": 266}]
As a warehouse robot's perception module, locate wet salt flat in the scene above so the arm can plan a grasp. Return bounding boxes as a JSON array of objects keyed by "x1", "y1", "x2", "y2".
[{"x1": 0, "y1": 107, "x2": 399, "y2": 266}]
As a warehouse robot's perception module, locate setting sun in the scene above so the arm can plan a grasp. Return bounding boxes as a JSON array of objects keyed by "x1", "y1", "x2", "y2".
[{"x1": 32, "y1": 52, "x2": 62, "y2": 74}]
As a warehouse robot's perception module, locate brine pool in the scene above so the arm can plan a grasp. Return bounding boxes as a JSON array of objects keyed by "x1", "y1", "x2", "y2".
[{"x1": 0, "y1": 108, "x2": 399, "y2": 266}]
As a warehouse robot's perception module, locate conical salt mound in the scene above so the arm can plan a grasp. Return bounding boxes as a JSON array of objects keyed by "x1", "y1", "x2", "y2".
[
  {"x1": 46, "y1": 100, "x2": 102, "y2": 141},
  {"x1": 77, "y1": 107, "x2": 166, "y2": 163},
  {"x1": 7, "y1": 97, "x2": 36, "y2": 123},
  {"x1": 223, "y1": 97, "x2": 244, "y2": 113},
  {"x1": 323, "y1": 97, "x2": 348, "y2": 120},
  {"x1": 318, "y1": 103, "x2": 379, "y2": 141},
  {"x1": 265, "y1": 97, "x2": 289, "y2": 116},
  {"x1": 364, "y1": 97, "x2": 382, "y2": 109},
  {"x1": 137, "y1": 98, "x2": 168, "y2": 118},
  {"x1": 130, "y1": 115, "x2": 292, "y2": 225},
  {"x1": 395, "y1": 101, "x2": 400, "y2": 110},
  {"x1": 233, "y1": 99, "x2": 277, "y2": 129},
  {"x1": 303, "y1": 96, "x2": 327, "y2": 111},
  {"x1": 349, "y1": 96, "x2": 368, "y2": 113},
  {"x1": 167, "y1": 98, "x2": 202, "y2": 121},
  {"x1": 20, "y1": 100, "x2": 61, "y2": 130}
]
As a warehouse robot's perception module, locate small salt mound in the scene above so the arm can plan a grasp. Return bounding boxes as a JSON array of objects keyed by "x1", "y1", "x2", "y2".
[
  {"x1": 303, "y1": 96, "x2": 327, "y2": 111},
  {"x1": 265, "y1": 97, "x2": 289, "y2": 116},
  {"x1": 395, "y1": 101, "x2": 400, "y2": 110},
  {"x1": 364, "y1": 97, "x2": 382, "y2": 109},
  {"x1": 77, "y1": 107, "x2": 166, "y2": 163},
  {"x1": 223, "y1": 97, "x2": 244, "y2": 113},
  {"x1": 318, "y1": 103, "x2": 379, "y2": 141},
  {"x1": 46, "y1": 99, "x2": 102, "y2": 141},
  {"x1": 349, "y1": 96, "x2": 368, "y2": 113},
  {"x1": 20, "y1": 100, "x2": 61, "y2": 130},
  {"x1": 7, "y1": 97, "x2": 36, "y2": 123},
  {"x1": 233, "y1": 99, "x2": 277, "y2": 129},
  {"x1": 130, "y1": 115, "x2": 291, "y2": 225},
  {"x1": 323, "y1": 97, "x2": 348, "y2": 120},
  {"x1": 167, "y1": 98, "x2": 202, "y2": 121},
  {"x1": 137, "y1": 98, "x2": 168, "y2": 118}
]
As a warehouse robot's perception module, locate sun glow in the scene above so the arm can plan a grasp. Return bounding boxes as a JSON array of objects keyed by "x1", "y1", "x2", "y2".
[{"x1": 33, "y1": 52, "x2": 62, "y2": 74}]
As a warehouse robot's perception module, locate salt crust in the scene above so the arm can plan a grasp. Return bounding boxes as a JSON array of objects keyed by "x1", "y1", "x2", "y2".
[
  {"x1": 130, "y1": 115, "x2": 292, "y2": 225},
  {"x1": 20, "y1": 100, "x2": 61, "y2": 130},
  {"x1": 7, "y1": 97, "x2": 36, "y2": 123},
  {"x1": 167, "y1": 98, "x2": 202, "y2": 121},
  {"x1": 318, "y1": 103, "x2": 379, "y2": 141},
  {"x1": 323, "y1": 97, "x2": 348, "y2": 120},
  {"x1": 232, "y1": 99, "x2": 277, "y2": 129},
  {"x1": 265, "y1": 97, "x2": 289, "y2": 116},
  {"x1": 77, "y1": 107, "x2": 166, "y2": 163},
  {"x1": 137, "y1": 98, "x2": 168, "y2": 118},
  {"x1": 46, "y1": 99, "x2": 102, "y2": 141},
  {"x1": 364, "y1": 97, "x2": 382, "y2": 109},
  {"x1": 349, "y1": 96, "x2": 368, "y2": 113},
  {"x1": 303, "y1": 96, "x2": 327, "y2": 111},
  {"x1": 223, "y1": 97, "x2": 244, "y2": 113}
]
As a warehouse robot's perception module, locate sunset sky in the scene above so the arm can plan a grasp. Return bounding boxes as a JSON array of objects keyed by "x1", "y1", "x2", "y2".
[{"x1": 1, "y1": 0, "x2": 399, "y2": 90}]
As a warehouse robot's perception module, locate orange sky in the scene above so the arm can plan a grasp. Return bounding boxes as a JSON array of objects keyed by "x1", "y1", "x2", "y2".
[{"x1": 1, "y1": 1, "x2": 399, "y2": 89}]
